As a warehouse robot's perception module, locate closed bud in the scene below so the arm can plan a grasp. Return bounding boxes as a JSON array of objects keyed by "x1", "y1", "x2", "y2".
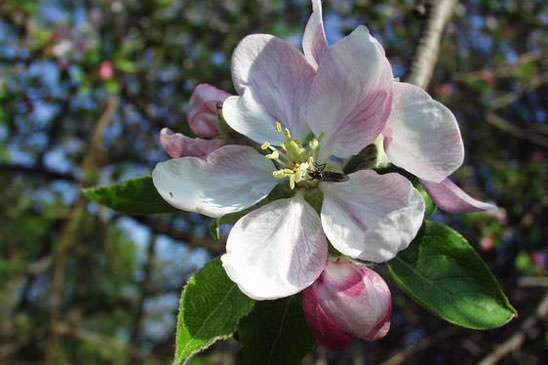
[
  {"x1": 302, "y1": 258, "x2": 392, "y2": 350},
  {"x1": 187, "y1": 84, "x2": 231, "y2": 138},
  {"x1": 159, "y1": 128, "x2": 224, "y2": 159}
]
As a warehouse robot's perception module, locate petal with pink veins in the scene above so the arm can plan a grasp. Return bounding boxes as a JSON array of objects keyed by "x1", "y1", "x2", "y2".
[
  {"x1": 383, "y1": 82, "x2": 464, "y2": 183},
  {"x1": 221, "y1": 194, "x2": 328, "y2": 300},
  {"x1": 320, "y1": 170, "x2": 424, "y2": 263},
  {"x1": 307, "y1": 26, "x2": 393, "y2": 159},
  {"x1": 187, "y1": 84, "x2": 231, "y2": 138},
  {"x1": 152, "y1": 145, "x2": 277, "y2": 218},
  {"x1": 302, "y1": 0, "x2": 328, "y2": 69},
  {"x1": 223, "y1": 34, "x2": 316, "y2": 143},
  {"x1": 159, "y1": 128, "x2": 224, "y2": 159},
  {"x1": 420, "y1": 178, "x2": 497, "y2": 214}
]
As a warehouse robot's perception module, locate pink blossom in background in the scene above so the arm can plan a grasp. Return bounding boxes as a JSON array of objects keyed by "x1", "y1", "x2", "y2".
[{"x1": 98, "y1": 60, "x2": 114, "y2": 80}]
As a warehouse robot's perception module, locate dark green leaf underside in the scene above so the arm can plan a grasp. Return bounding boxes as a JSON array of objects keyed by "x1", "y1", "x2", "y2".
[
  {"x1": 83, "y1": 176, "x2": 178, "y2": 215},
  {"x1": 236, "y1": 295, "x2": 315, "y2": 365}
]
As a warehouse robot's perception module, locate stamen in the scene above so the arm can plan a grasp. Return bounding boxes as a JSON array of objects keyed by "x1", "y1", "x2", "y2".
[
  {"x1": 261, "y1": 141, "x2": 271, "y2": 150},
  {"x1": 284, "y1": 128, "x2": 291, "y2": 139},
  {"x1": 265, "y1": 150, "x2": 280, "y2": 160},
  {"x1": 289, "y1": 174, "x2": 296, "y2": 189},
  {"x1": 275, "y1": 121, "x2": 283, "y2": 133}
]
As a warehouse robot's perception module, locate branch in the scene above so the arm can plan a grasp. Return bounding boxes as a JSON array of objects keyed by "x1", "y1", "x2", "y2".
[
  {"x1": 478, "y1": 293, "x2": 548, "y2": 365},
  {"x1": 0, "y1": 163, "x2": 77, "y2": 182},
  {"x1": 488, "y1": 71, "x2": 548, "y2": 111},
  {"x1": 406, "y1": 0, "x2": 458, "y2": 88},
  {"x1": 486, "y1": 112, "x2": 548, "y2": 148},
  {"x1": 48, "y1": 97, "x2": 119, "y2": 363},
  {"x1": 129, "y1": 216, "x2": 225, "y2": 254}
]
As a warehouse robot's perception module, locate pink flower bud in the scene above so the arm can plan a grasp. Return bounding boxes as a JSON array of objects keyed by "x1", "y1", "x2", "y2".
[
  {"x1": 98, "y1": 60, "x2": 114, "y2": 81},
  {"x1": 159, "y1": 128, "x2": 224, "y2": 159},
  {"x1": 187, "y1": 84, "x2": 231, "y2": 138},
  {"x1": 302, "y1": 258, "x2": 392, "y2": 350}
]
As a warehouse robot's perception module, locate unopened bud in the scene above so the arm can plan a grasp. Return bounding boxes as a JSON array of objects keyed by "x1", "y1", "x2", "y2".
[
  {"x1": 187, "y1": 84, "x2": 231, "y2": 138},
  {"x1": 302, "y1": 258, "x2": 392, "y2": 350}
]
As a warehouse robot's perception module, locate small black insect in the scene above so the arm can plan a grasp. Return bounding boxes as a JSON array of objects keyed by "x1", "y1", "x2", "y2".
[{"x1": 308, "y1": 162, "x2": 348, "y2": 182}]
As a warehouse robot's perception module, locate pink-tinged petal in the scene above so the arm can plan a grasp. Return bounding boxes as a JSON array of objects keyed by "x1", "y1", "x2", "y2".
[
  {"x1": 304, "y1": 259, "x2": 392, "y2": 343},
  {"x1": 384, "y1": 82, "x2": 464, "y2": 183},
  {"x1": 221, "y1": 194, "x2": 328, "y2": 300},
  {"x1": 307, "y1": 26, "x2": 393, "y2": 159},
  {"x1": 320, "y1": 171, "x2": 425, "y2": 263},
  {"x1": 420, "y1": 178, "x2": 498, "y2": 214},
  {"x1": 302, "y1": 0, "x2": 328, "y2": 69},
  {"x1": 152, "y1": 145, "x2": 277, "y2": 218},
  {"x1": 302, "y1": 286, "x2": 354, "y2": 350},
  {"x1": 224, "y1": 34, "x2": 316, "y2": 143},
  {"x1": 187, "y1": 84, "x2": 231, "y2": 138},
  {"x1": 159, "y1": 128, "x2": 224, "y2": 159}
]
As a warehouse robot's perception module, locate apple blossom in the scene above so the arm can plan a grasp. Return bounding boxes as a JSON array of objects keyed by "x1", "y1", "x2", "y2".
[
  {"x1": 153, "y1": 7, "x2": 425, "y2": 300},
  {"x1": 152, "y1": 0, "x2": 489, "y2": 301},
  {"x1": 302, "y1": 258, "x2": 392, "y2": 350}
]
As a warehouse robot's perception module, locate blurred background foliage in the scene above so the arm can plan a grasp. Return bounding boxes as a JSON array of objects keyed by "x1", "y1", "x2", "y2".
[{"x1": 1, "y1": 0, "x2": 547, "y2": 364}]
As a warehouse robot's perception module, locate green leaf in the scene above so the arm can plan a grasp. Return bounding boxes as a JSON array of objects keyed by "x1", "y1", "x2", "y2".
[
  {"x1": 174, "y1": 259, "x2": 255, "y2": 365},
  {"x1": 415, "y1": 182, "x2": 437, "y2": 218},
  {"x1": 82, "y1": 176, "x2": 178, "y2": 215},
  {"x1": 236, "y1": 295, "x2": 315, "y2": 365},
  {"x1": 387, "y1": 221, "x2": 517, "y2": 329}
]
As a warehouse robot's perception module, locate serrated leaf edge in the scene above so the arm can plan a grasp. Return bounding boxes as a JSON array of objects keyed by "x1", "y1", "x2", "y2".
[{"x1": 173, "y1": 263, "x2": 254, "y2": 365}]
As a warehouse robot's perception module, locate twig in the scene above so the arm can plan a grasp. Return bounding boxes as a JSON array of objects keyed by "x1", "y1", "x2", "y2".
[
  {"x1": 54, "y1": 322, "x2": 162, "y2": 364},
  {"x1": 454, "y1": 47, "x2": 548, "y2": 81},
  {"x1": 47, "y1": 97, "x2": 119, "y2": 364},
  {"x1": 489, "y1": 71, "x2": 548, "y2": 111},
  {"x1": 518, "y1": 277, "x2": 548, "y2": 288},
  {"x1": 406, "y1": 0, "x2": 458, "y2": 88},
  {"x1": 478, "y1": 293, "x2": 548, "y2": 365},
  {"x1": 380, "y1": 327, "x2": 458, "y2": 365},
  {"x1": 0, "y1": 163, "x2": 77, "y2": 182},
  {"x1": 486, "y1": 112, "x2": 548, "y2": 148},
  {"x1": 129, "y1": 216, "x2": 225, "y2": 254}
]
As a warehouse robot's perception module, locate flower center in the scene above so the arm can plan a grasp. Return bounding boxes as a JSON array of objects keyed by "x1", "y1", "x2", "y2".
[{"x1": 262, "y1": 122, "x2": 321, "y2": 189}]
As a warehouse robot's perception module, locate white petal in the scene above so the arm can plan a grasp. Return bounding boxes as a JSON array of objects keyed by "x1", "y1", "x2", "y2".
[
  {"x1": 307, "y1": 26, "x2": 393, "y2": 159},
  {"x1": 221, "y1": 195, "x2": 328, "y2": 300},
  {"x1": 320, "y1": 170, "x2": 425, "y2": 263},
  {"x1": 152, "y1": 145, "x2": 277, "y2": 218},
  {"x1": 384, "y1": 82, "x2": 464, "y2": 183},
  {"x1": 302, "y1": 0, "x2": 328, "y2": 69},
  {"x1": 224, "y1": 34, "x2": 316, "y2": 143}
]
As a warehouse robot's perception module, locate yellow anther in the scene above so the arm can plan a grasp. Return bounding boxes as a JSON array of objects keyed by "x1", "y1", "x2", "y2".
[
  {"x1": 272, "y1": 170, "x2": 286, "y2": 178},
  {"x1": 261, "y1": 141, "x2": 271, "y2": 150},
  {"x1": 275, "y1": 121, "x2": 283, "y2": 133},
  {"x1": 284, "y1": 128, "x2": 292, "y2": 139},
  {"x1": 265, "y1": 150, "x2": 280, "y2": 160}
]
